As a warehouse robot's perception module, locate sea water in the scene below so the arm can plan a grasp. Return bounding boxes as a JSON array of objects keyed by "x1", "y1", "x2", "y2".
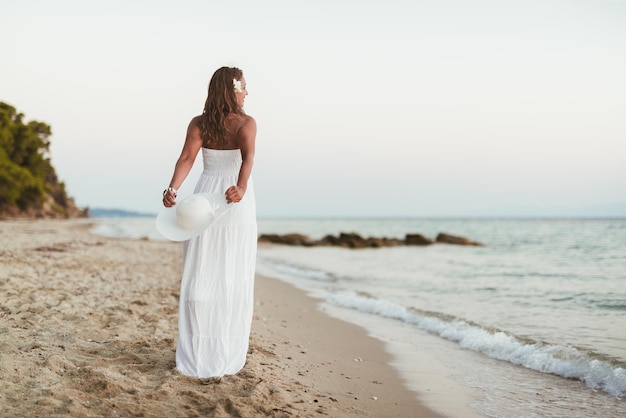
[{"x1": 91, "y1": 217, "x2": 626, "y2": 417}]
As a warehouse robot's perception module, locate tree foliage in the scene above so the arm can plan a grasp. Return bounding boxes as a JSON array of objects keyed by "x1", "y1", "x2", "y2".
[{"x1": 0, "y1": 101, "x2": 68, "y2": 212}]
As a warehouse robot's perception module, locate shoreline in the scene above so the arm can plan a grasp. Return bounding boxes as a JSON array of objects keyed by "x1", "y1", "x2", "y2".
[
  {"x1": 0, "y1": 219, "x2": 446, "y2": 417},
  {"x1": 255, "y1": 248, "x2": 485, "y2": 418},
  {"x1": 253, "y1": 273, "x2": 445, "y2": 417}
]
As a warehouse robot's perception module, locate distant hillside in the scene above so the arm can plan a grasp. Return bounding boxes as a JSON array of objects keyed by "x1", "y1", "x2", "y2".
[
  {"x1": 88, "y1": 208, "x2": 156, "y2": 218},
  {"x1": 0, "y1": 102, "x2": 87, "y2": 220}
]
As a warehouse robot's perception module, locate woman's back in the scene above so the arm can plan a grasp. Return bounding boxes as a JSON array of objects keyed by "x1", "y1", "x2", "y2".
[{"x1": 199, "y1": 114, "x2": 252, "y2": 150}]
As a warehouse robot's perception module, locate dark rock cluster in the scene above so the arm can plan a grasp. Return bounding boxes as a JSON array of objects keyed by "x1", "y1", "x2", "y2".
[{"x1": 258, "y1": 232, "x2": 483, "y2": 249}]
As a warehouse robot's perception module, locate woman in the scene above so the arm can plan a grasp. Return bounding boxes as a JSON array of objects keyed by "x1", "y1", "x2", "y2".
[{"x1": 162, "y1": 66, "x2": 257, "y2": 378}]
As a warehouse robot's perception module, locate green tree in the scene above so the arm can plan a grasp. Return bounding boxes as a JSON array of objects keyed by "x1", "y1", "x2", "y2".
[{"x1": 0, "y1": 102, "x2": 65, "y2": 211}]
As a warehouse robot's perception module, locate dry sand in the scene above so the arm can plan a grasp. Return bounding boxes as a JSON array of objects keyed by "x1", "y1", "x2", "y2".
[{"x1": 0, "y1": 219, "x2": 443, "y2": 417}]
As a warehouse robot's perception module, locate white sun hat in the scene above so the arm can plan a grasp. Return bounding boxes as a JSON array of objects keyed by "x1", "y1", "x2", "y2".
[{"x1": 155, "y1": 193, "x2": 232, "y2": 241}]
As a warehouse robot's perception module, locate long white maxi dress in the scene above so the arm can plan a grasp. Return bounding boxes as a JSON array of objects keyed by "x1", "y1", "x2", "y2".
[{"x1": 176, "y1": 148, "x2": 257, "y2": 378}]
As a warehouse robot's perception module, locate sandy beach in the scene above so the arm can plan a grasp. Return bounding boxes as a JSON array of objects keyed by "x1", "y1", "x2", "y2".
[{"x1": 0, "y1": 219, "x2": 444, "y2": 417}]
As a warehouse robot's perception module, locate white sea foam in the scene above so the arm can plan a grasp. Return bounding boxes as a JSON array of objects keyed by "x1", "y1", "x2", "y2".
[{"x1": 327, "y1": 289, "x2": 626, "y2": 398}]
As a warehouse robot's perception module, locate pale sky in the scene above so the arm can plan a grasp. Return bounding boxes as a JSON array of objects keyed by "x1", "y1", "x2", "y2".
[{"x1": 2, "y1": 0, "x2": 625, "y2": 217}]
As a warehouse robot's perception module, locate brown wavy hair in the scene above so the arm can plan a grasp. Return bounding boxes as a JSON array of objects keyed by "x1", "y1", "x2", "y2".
[{"x1": 198, "y1": 66, "x2": 245, "y2": 148}]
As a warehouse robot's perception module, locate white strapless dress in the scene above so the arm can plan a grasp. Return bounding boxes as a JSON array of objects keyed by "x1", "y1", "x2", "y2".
[{"x1": 176, "y1": 148, "x2": 257, "y2": 378}]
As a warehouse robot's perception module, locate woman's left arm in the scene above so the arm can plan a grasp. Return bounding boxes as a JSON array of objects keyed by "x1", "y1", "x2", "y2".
[{"x1": 226, "y1": 116, "x2": 257, "y2": 203}]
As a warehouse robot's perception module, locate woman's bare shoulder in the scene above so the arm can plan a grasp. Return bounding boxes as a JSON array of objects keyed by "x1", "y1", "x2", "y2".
[
  {"x1": 238, "y1": 116, "x2": 256, "y2": 138},
  {"x1": 244, "y1": 114, "x2": 255, "y2": 122},
  {"x1": 228, "y1": 113, "x2": 254, "y2": 123},
  {"x1": 190, "y1": 115, "x2": 203, "y2": 126},
  {"x1": 240, "y1": 114, "x2": 256, "y2": 128},
  {"x1": 226, "y1": 114, "x2": 255, "y2": 132}
]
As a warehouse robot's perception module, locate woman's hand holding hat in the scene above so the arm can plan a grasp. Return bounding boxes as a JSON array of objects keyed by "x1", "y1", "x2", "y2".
[
  {"x1": 163, "y1": 187, "x2": 177, "y2": 207},
  {"x1": 225, "y1": 185, "x2": 245, "y2": 204}
]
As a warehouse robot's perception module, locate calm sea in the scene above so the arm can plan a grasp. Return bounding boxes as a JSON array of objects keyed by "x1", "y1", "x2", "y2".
[{"x1": 91, "y1": 217, "x2": 626, "y2": 417}]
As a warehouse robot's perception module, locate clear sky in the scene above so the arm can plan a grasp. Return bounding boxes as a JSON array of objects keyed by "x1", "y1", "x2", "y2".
[{"x1": 2, "y1": 0, "x2": 625, "y2": 217}]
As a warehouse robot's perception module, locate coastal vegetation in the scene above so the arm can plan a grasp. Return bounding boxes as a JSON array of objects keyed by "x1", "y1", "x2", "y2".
[{"x1": 0, "y1": 101, "x2": 85, "y2": 219}]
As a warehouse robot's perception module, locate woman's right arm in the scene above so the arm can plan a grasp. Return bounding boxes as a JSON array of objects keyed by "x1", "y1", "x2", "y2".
[{"x1": 162, "y1": 117, "x2": 203, "y2": 207}]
